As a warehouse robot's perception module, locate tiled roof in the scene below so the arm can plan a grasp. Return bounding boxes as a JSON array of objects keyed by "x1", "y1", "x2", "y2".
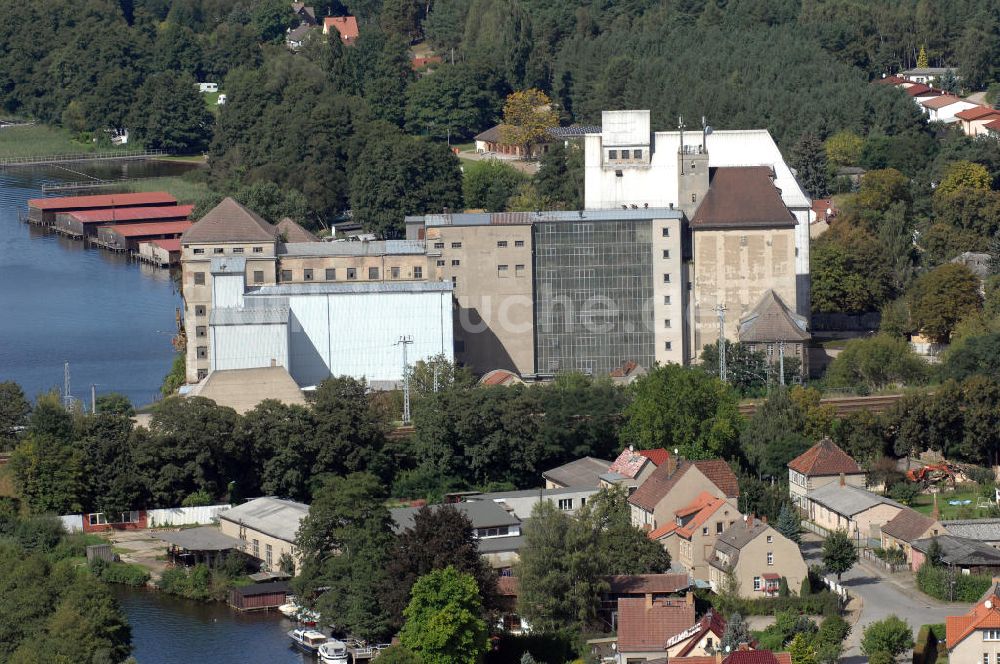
[
  {"x1": 675, "y1": 495, "x2": 728, "y2": 538},
  {"x1": 100, "y1": 220, "x2": 192, "y2": 237},
  {"x1": 151, "y1": 238, "x2": 182, "y2": 252},
  {"x1": 903, "y1": 83, "x2": 939, "y2": 97},
  {"x1": 954, "y1": 106, "x2": 1000, "y2": 121},
  {"x1": 873, "y1": 75, "x2": 907, "y2": 85},
  {"x1": 616, "y1": 597, "x2": 696, "y2": 653},
  {"x1": 921, "y1": 94, "x2": 962, "y2": 109},
  {"x1": 276, "y1": 217, "x2": 318, "y2": 243},
  {"x1": 28, "y1": 192, "x2": 176, "y2": 211},
  {"x1": 787, "y1": 438, "x2": 863, "y2": 476},
  {"x1": 674, "y1": 609, "x2": 726, "y2": 656},
  {"x1": 710, "y1": 519, "x2": 770, "y2": 569},
  {"x1": 609, "y1": 447, "x2": 669, "y2": 479},
  {"x1": 882, "y1": 507, "x2": 941, "y2": 543},
  {"x1": 181, "y1": 197, "x2": 276, "y2": 244},
  {"x1": 725, "y1": 653, "x2": 791, "y2": 664},
  {"x1": 940, "y1": 518, "x2": 1000, "y2": 541},
  {"x1": 947, "y1": 589, "x2": 1000, "y2": 649},
  {"x1": 648, "y1": 522, "x2": 678, "y2": 540},
  {"x1": 67, "y1": 204, "x2": 193, "y2": 223},
  {"x1": 805, "y1": 483, "x2": 903, "y2": 518},
  {"x1": 606, "y1": 574, "x2": 691, "y2": 595},
  {"x1": 542, "y1": 456, "x2": 612, "y2": 488},
  {"x1": 912, "y1": 535, "x2": 1000, "y2": 567},
  {"x1": 737, "y1": 290, "x2": 810, "y2": 343},
  {"x1": 629, "y1": 460, "x2": 739, "y2": 513},
  {"x1": 323, "y1": 16, "x2": 359, "y2": 40},
  {"x1": 986, "y1": 119, "x2": 1000, "y2": 132},
  {"x1": 690, "y1": 167, "x2": 796, "y2": 230},
  {"x1": 478, "y1": 369, "x2": 523, "y2": 386}
]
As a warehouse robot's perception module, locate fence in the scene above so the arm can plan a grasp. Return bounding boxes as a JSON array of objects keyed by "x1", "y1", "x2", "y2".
[
  {"x1": 60, "y1": 514, "x2": 84, "y2": 533},
  {"x1": 0, "y1": 149, "x2": 168, "y2": 167},
  {"x1": 146, "y1": 504, "x2": 232, "y2": 527},
  {"x1": 861, "y1": 548, "x2": 909, "y2": 574}
]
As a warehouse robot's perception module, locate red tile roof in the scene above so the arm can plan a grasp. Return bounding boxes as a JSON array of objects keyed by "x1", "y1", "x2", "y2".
[
  {"x1": 67, "y1": 204, "x2": 194, "y2": 223},
  {"x1": 609, "y1": 447, "x2": 669, "y2": 479},
  {"x1": 787, "y1": 438, "x2": 863, "y2": 476},
  {"x1": 151, "y1": 238, "x2": 182, "y2": 252},
  {"x1": 725, "y1": 653, "x2": 791, "y2": 664},
  {"x1": 690, "y1": 167, "x2": 796, "y2": 230},
  {"x1": 676, "y1": 496, "x2": 728, "y2": 538},
  {"x1": 921, "y1": 94, "x2": 962, "y2": 109},
  {"x1": 100, "y1": 220, "x2": 192, "y2": 237},
  {"x1": 641, "y1": 449, "x2": 671, "y2": 467},
  {"x1": 902, "y1": 83, "x2": 934, "y2": 97},
  {"x1": 629, "y1": 460, "x2": 739, "y2": 513},
  {"x1": 478, "y1": 369, "x2": 522, "y2": 386},
  {"x1": 616, "y1": 597, "x2": 695, "y2": 652},
  {"x1": 673, "y1": 610, "x2": 727, "y2": 656},
  {"x1": 947, "y1": 589, "x2": 1000, "y2": 649},
  {"x1": 873, "y1": 74, "x2": 907, "y2": 85},
  {"x1": 27, "y1": 192, "x2": 177, "y2": 211},
  {"x1": 882, "y1": 507, "x2": 941, "y2": 543},
  {"x1": 324, "y1": 16, "x2": 359, "y2": 42},
  {"x1": 606, "y1": 574, "x2": 691, "y2": 595},
  {"x1": 955, "y1": 106, "x2": 1000, "y2": 121},
  {"x1": 648, "y1": 522, "x2": 678, "y2": 540}
]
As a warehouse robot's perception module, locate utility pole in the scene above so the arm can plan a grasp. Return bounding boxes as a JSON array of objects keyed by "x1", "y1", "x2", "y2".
[
  {"x1": 91, "y1": 384, "x2": 97, "y2": 413},
  {"x1": 715, "y1": 305, "x2": 727, "y2": 383},
  {"x1": 396, "y1": 336, "x2": 414, "y2": 424},
  {"x1": 63, "y1": 361, "x2": 72, "y2": 409},
  {"x1": 778, "y1": 342, "x2": 786, "y2": 386}
]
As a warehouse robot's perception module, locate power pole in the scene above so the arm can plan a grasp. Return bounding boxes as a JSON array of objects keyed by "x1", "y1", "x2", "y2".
[
  {"x1": 396, "y1": 336, "x2": 414, "y2": 424},
  {"x1": 715, "y1": 305, "x2": 727, "y2": 383},
  {"x1": 63, "y1": 361, "x2": 72, "y2": 409},
  {"x1": 91, "y1": 384, "x2": 97, "y2": 413},
  {"x1": 778, "y1": 342, "x2": 786, "y2": 386}
]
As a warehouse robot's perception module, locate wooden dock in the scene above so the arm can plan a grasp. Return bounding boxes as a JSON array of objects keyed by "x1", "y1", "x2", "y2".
[
  {"x1": 0, "y1": 149, "x2": 169, "y2": 168},
  {"x1": 42, "y1": 177, "x2": 158, "y2": 193}
]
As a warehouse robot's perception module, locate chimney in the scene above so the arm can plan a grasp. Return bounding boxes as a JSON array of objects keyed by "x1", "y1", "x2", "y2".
[
  {"x1": 761, "y1": 515, "x2": 768, "y2": 525},
  {"x1": 839, "y1": 473, "x2": 846, "y2": 487},
  {"x1": 685, "y1": 591, "x2": 694, "y2": 606},
  {"x1": 645, "y1": 593, "x2": 653, "y2": 610},
  {"x1": 747, "y1": 514, "x2": 754, "y2": 528}
]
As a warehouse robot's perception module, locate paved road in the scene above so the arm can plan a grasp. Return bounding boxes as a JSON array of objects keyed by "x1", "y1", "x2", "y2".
[{"x1": 800, "y1": 535, "x2": 970, "y2": 662}]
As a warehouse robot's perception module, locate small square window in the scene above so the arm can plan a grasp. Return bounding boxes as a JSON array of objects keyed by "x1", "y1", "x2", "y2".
[
  {"x1": 663, "y1": 295, "x2": 671, "y2": 305},
  {"x1": 193, "y1": 248, "x2": 205, "y2": 255},
  {"x1": 664, "y1": 319, "x2": 671, "y2": 328},
  {"x1": 451, "y1": 276, "x2": 457, "y2": 285},
  {"x1": 253, "y1": 270, "x2": 264, "y2": 283},
  {"x1": 325, "y1": 268, "x2": 336, "y2": 280},
  {"x1": 195, "y1": 305, "x2": 206, "y2": 317},
  {"x1": 691, "y1": 193, "x2": 697, "y2": 203},
  {"x1": 196, "y1": 325, "x2": 207, "y2": 338},
  {"x1": 662, "y1": 249, "x2": 670, "y2": 259},
  {"x1": 280, "y1": 270, "x2": 292, "y2": 281},
  {"x1": 663, "y1": 273, "x2": 671, "y2": 283},
  {"x1": 515, "y1": 264, "x2": 525, "y2": 277},
  {"x1": 662, "y1": 227, "x2": 670, "y2": 237},
  {"x1": 497, "y1": 264, "x2": 509, "y2": 277},
  {"x1": 514, "y1": 240, "x2": 525, "y2": 247},
  {"x1": 368, "y1": 267, "x2": 379, "y2": 280},
  {"x1": 391, "y1": 266, "x2": 400, "y2": 279},
  {"x1": 197, "y1": 369, "x2": 208, "y2": 380},
  {"x1": 767, "y1": 535, "x2": 774, "y2": 543},
  {"x1": 608, "y1": 149, "x2": 617, "y2": 160},
  {"x1": 303, "y1": 268, "x2": 313, "y2": 281},
  {"x1": 634, "y1": 149, "x2": 643, "y2": 159},
  {"x1": 413, "y1": 266, "x2": 423, "y2": 278},
  {"x1": 347, "y1": 268, "x2": 357, "y2": 280},
  {"x1": 436, "y1": 259, "x2": 445, "y2": 267},
  {"x1": 451, "y1": 259, "x2": 460, "y2": 266},
  {"x1": 194, "y1": 272, "x2": 205, "y2": 285},
  {"x1": 497, "y1": 241, "x2": 508, "y2": 248},
  {"x1": 451, "y1": 242, "x2": 462, "y2": 248},
  {"x1": 214, "y1": 247, "x2": 224, "y2": 254},
  {"x1": 253, "y1": 246, "x2": 263, "y2": 253},
  {"x1": 664, "y1": 341, "x2": 672, "y2": 351},
  {"x1": 232, "y1": 247, "x2": 244, "y2": 254},
  {"x1": 702, "y1": 527, "x2": 708, "y2": 536},
  {"x1": 433, "y1": 242, "x2": 444, "y2": 249},
  {"x1": 196, "y1": 346, "x2": 207, "y2": 359}
]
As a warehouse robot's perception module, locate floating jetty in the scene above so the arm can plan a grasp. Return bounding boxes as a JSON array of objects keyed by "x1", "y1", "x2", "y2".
[{"x1": 0, "y1": 149, "x2": 169, "y2": 167}]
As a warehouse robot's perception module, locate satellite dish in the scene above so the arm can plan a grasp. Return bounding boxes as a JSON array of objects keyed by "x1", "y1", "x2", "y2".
[{"x1": 988, "y1": 600, "x2": 994, "y2": 609}]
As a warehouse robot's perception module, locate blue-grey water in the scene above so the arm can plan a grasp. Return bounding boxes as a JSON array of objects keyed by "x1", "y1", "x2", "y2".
[
  {"x1": 114, "y1": 586, "x2": 309, "y2": 664},
  {"x1": 0, "y1": 161, "x2": 193, "y2": 407}
]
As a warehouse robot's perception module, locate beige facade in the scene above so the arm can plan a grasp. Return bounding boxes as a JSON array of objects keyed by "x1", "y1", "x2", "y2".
[
  {"x1": 808, "y1": 501, "x2": 902, "y2": 542},
  {"x1": 949, "y1": 629, "x2": 1000, "y2": 664},
  {"x1": 651, "y1": 216, "x2": 687, "y2": 365},
  {"x1": 788, "y1": 470, "x2": 866, "y2": 507},
  {"x1": 692, "y1": 227, "x2": 797, "y2": 353},
  {"x1": 630, "y1": 466, "x2": 738, "y2": 532},
  {"x1": 677, "y1": 503, "x2": 740, "y2": 582},
  {"x1": 708, "y1": 524, "x2": 807, "y2": 600},
  {"x1": 425, "y1": 223, "x2": 535, "y2": 376},
  {"x1": 276, "y1": 253, "x2": 426, "y2": 284},
  {"x1": 219, "y1": 514, "x2": 300, "y2": 573}
]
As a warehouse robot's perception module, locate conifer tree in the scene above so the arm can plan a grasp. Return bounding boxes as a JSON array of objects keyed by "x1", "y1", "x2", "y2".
[
  {"x1": 917, "y1": 45, "x2": 929, "y2": 68},
  {"x1": 776, "y1": 503, "x2": 802, "y2": 544}
]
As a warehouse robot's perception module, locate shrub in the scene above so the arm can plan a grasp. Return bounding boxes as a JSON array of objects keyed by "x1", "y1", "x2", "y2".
[
  {"x1": 713, "y1": 590, "x2": 841, "y2": 617},
  {"x1": 91, "y1": 558, "x2": 150, "y2": 586},
  {"x1": 873, "y1": 546, "x2": 907, "y2": 566},
  {"x1": 156, "y1": 564, "x2": 224, "y2": 601},
  {"x1": 916, "y1": 564, "x2": 992, "y2": 602}
]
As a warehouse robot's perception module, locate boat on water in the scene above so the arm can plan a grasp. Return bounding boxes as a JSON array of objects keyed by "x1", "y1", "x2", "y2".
[
  {"x1": 288, "y1": 628, "x2": 328, "y2": 654},
  {"x1": 318, "y1": 639, "x2": 350, "y2": 664},
  {"x1": 278, "y1": 600, "x2": 300, "y2": 619}
]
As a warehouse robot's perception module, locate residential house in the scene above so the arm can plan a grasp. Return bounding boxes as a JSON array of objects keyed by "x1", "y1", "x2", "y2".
[
  {"x1": 496, "y1": 576, "x2": 530, "y2": 634},
  {"x1": 880, "y1": 507, "x2": 947, "y2": 564},
  {"x1": 986, "y1": 119, "x2": 1000, "y2": 138},
  {"x1": 477, "y1": 369, "x2": 525, "y2": 387},
  {"x1": 707, "y1": 516, "x2": 808, "y2": 599},
  {"x1": 218, "y1": 497, "x2": 310, "y2": 573},
  {"x1": 629, "y1": 459, "x2": 740, "y2": 532},
  {"x1": 921, "y1": 95, "x2": 979, "y2": 123},
  {"x1": 803, "y1": 482, "x2": 904, "y2": 545},
  {"x1": 601, "y1": 446, "x2": 671, "y2": 492},
  {"x1": 671, "y1": 651, "x2": 792, "y2": 664},
  {"x1": 912, "y1": 535, "x2": 1000, "y2": 574},
  {"x1": 900, "y1": 67, "x2": 958, "y2": 84},
  {"x1": 461, "y1": 486, "x2": 598, "y2": 519},
  {"x1": 648, "y1": 492, "x2": 741, "y2": 582},
  {"x1": 542, "y1": 456, "x2": 612, "y2": 489},
  {"x1": 614, "y1": 594, "x2": 697, "y2": 663},
  {"x1": 735, "y1": 289, "x2": 811, "y2": 376},
  {"x1": 902, "y1": 83, "x2": 945, "y2": 104},
  {"x1": 941, "y1": 519, "x2": 1000, "y2": 547},
  {"x1": 601, "y1": 574, "x2": 691, "y2": 629},
  {"x1": 285, "y1": 23, "x2": 315, "y2": 49},
  {"x1": 954, "y1": 106, "x2": 1000, "y2": 137},
  {"x1": 787, "y1": 437, "x2": 865, "y2": 509},
  {"x1": 664, "y1": 609, "x2": 727, "y2": 658},
  {"x1": 290, "y1": 2, "x2": 316, "y2": 25},
  {"x1": 474, "y1": 124, "x2": 600, "y2": 159},
  {"x1": 323, "y1": 16, "x2": 359, "y2": 45},
  {"x1": 946, "y1": 585, "x2": 1000, "y2": 663}
]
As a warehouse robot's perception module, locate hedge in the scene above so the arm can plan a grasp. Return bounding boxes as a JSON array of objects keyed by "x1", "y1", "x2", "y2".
[
  {"x1": 913, "y1": 624, "x2": 940, "y2": 664},
  {"x1": 916, "y1": 564, "x2": 992, "y2": 602},
  {"x1": 90, "y1": 558, "x2": 151, "y2": 587},
  {"x1": 712, "y1": 590, "x2": 841, "y2": 617}
]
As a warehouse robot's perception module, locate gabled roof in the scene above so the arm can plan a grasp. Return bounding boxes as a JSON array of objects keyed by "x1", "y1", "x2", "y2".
[
  {"x1": 805, "y1": 483, "x2": 903, "y2": 517},
  {"x1": 903, "y1": 84, "x2": 944, "y2": 98},
  {"x1": 882, "y1": 507, "x2": 942, "y2": 543},
  {"x1": 947, "y1": 588, "x2": 1000, "y2": 649},
  {"x1": 955, "y1": 106, "x2": 1000, "y2": 122},
  {"x1": 737, "y1": 289, "x2": 810, "y2": 343},
  {"x1": 675, "y1": 494, "x2": 728, "y2": 539},
  {"x1": 66, "y1": 204, "x2": 193, "y2": 223},
  {"x1": 181, "y1": 197, "x2": 277, "y2": 244},
  {"x1": 100, "y1": 220, "x2": 192, "y2": 237},
  {"x1": 986, "y1": 119, "x2": 1000, "y2": 132},
  {"x1": 725, "y1": 653, "x2": 792, "y2": 664},
  {"x1": 673, "y1": 609, "x2": 727, "y2": 656},
  {"x1": 787, "y1": 438, "x2": 863, "y2": 476},
  {"x1": 218, "y1": 497, "x2": 310, "y2": 542},
  {"x1": 710, "y1": 519, "x2": 772, "y2": 569},
  {"x1": 940, "y1": 518, "x2": 1000, "y2": 541},
  {"x1": 478, "y1": 369, "x2": 524, "y2": 386},
  {"x1": 389, "y1": 501, "x2": 520, "y2": 532},
  {"x1": 629, "y1": 460, "x2": 739, "y2": 513},
  {"x1": 690, "y1": 167, "x2": 797, "y2": 230},
  {"x1": 616, "y1": 597, "x2": 696, "y2": 653},
  {"x1": 921, "y1": 94, "x2": 962, "y2": 110},
  {"x1": 873, "y1": 74, "x2": 907, "y2": 85},
  {"x1": 323, "y1": 16, "x2": 359, "y2": 41},
  {"x1": 542, "y1": 456, "x2": 612, "y2": 488},
  {"x1": 608, "y1": 447, "x2": 669, "y2": 479},
  {"x1": 276, "y1": 217, "x2": 318, "y2": 243}
]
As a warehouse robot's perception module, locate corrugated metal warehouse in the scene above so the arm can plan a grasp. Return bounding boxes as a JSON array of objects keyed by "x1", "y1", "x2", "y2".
[{"x1": 26, "y1": 192, "x2": 177, "y2": 224}]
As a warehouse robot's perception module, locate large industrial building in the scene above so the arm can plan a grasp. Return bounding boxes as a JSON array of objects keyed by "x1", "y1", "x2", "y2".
[{"x1": 179, "y1": 110, "x2": 811, "y2": 387}]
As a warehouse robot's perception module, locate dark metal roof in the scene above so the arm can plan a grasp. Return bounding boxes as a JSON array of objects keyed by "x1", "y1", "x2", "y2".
[{"x1": 690, "y1": 167, "x2": 797, "y2": 230}]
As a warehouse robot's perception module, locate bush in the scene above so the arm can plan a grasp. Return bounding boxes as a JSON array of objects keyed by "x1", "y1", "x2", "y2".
[
  {"x1": 887, "y1": 481, "x2": 920, "y2": 506},
  {"x1": 486, "y1": 633, "x2": 576, "y2": 664},
  {"x1": 156, "y1": 564, "x2": 224, "y2": 601},
  {"x1": 916, "y1": 564, "x2": 992, "y2": 602},
  {"x1": 713, "y1": 590, "x2": 841, "y2": 617},
  {"x1": 91, "y1": 558, "x2": 151, "y2": 586},
  {"x1": 873, "y1": 546, "x2": 907, "y2": 565}
]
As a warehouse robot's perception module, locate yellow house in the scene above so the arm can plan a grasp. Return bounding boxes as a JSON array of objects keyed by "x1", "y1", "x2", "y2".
[
  {"x1": 219, "y1": 497, "x2": 309, "y2": 574},
  {"x1": 707, "y1": 517, "x2": 807, "y2": 599},
  {"x1": 946, "y1": 583, "x2": 1000, "y2": 662},
  {"x1": 628, "y1": 459, "x2": 740, "y2": 532}
]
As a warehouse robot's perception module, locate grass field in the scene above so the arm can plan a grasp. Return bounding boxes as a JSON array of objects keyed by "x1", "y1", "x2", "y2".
[
  {"x1": 116, "y1": 175, "x2": 218, "y2": 204},
  {"x1": 0, "y1": 124, "x2": 99, "y2": 158},
  {"x1": 911, "y1": 486, "x2": 991, "y2": 520}
]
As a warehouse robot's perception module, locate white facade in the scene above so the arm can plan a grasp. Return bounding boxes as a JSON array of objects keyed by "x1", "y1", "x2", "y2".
[
  {"x1": 923, "y1": 98, "x2": 979, "y2": 124},
  {"x1": 584, "y1": 111, "x2": 811, "y2": 316}
]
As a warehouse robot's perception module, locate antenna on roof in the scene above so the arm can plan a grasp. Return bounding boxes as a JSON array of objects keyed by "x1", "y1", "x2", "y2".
[
  {"x1": 702, "y1": 116, "x2": 712, "y2": 151},
  {"x1": 678, "y1": 116, "x2": 686, "y2": 174}
]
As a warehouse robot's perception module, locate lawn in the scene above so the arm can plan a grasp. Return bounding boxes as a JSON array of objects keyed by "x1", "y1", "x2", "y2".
[
  {"x1": 910, "y1": 486, "x2": 992, "y2": 520},
  {"x1": 115, "y1": 175, "x2": 218, "y2": 204},
  {"x1": 0, "y1": 124, "x2": 98, "y2": 158}
]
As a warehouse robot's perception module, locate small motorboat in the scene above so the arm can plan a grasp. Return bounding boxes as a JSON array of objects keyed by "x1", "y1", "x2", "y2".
[
  {"x1": 318, "y1": 639, "x2": 350, "y2": 664},
  {"x1": 288, "y1": 628, "x2": 328, "y2": 654},
  {"x1": 278, "y1": 600, "x2": 301, "y2": 619}
]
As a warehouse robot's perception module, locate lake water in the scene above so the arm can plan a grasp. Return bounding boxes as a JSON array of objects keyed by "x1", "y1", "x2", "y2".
[
  {"x1": 114, "y1": 586, "x2": 310, "y2": 664},
  {"x1": 0, "y1": 161, "x2": 195, "y2": 406}
]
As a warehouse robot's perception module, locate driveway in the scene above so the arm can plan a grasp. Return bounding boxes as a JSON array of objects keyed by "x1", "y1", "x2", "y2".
[{"x1": 800, "y1": 535, "x2": 970, "y2": 662}]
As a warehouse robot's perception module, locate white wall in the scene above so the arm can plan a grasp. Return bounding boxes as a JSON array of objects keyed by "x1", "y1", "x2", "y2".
[
  {"x1": 147, "y1": 504, "x2": 232, "y2": 527},
  {"x1": 211, "y1": 323, "x2": 289, "y2": 371},
  {"x1": 213, "y1": 272, "x2": 245, "y2": 308}
]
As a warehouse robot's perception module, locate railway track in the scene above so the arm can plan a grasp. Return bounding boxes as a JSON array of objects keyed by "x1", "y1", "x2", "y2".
[{"x1": 738, "y1": 393, "x2": 906, "y2": 416}]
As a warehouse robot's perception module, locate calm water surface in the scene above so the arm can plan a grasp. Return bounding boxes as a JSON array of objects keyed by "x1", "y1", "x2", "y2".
[
  {"x1": 114, "y1": 586, "x2": 310, "y2": 664},
  {"x1": 0, "y1": 161, "x2": 195, "y2": 406}
]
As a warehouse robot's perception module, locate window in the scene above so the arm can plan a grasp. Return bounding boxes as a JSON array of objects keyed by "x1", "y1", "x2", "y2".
[
  {"x1": 303, "y1": 268, "x2": 313, "y2": 281},
  {"x1": 88, "y1": 513, "x2": 107, "y2": 526},
  {"x1": 664, "y1": 341, "x2": 672, "y2": 351},
  {"x1": 767, "y1": 535, "x2": 774, "y2": 543},
  {"x1": 265, "y1": 543, "x2": 273, "y2": 568},
  {"x1": 753, "y1": 577, "x2": 761, "y2": 591},
  {"x1": 196, "y1": 346, "x2": 207, "y2": 359},
  {"x1": 767, "y1": 552, "x2": 774, "y2": 566},
  {"x1": 253, "y1": 270, "x2": 264, "y2": 283},
  {"x1": 196, "y1": 325, "x2": 207, "y2": 338},
  {"x1": 515, "y1": 240, "x2": 525, "y2": 247},
  {"x1": 253, "y1": 246, "x2": 264, "y2": 253},
  {"x1": 193, "y1": 248, "x2": 205, "y2": 255},
  {"x1": 716, "y1": 522, "x2": 723, "y2": 534},
  {"x1": 663, "y1": 273, "x2": 671, "y2": 283},
  {"x1": 195, "y1": 305, "x2": 206, "y2": 317},
  {"x1": 608, "y1": 149, "x2": 618, "y2": 159},
  {"x1": 197, "y1": 369, "x2": 207, "y2": 380},
  {"x1": 214, "y1": 247, "x2": 224, "y2": 254},
  {"x1": 663, "y1": 295, "x2": 671, "y2": 305},
  {"x1": 662, "y1": 249, "x2": 670, "y2": 259},
  {"x1": 662, "y1": 227, "x2": 670, "y2": 237},
  {"x1": 413, "y1": 266, "x2": 423, "y2": 279},
  {"x1": 232, "y1": 247, "x2": 244, "y2": 254},
  {"x1": 615, "y1": 170, "x2": 623, "y2": 177},
  {"x1": 451, "y1": 276, "x2": 457, "y2": 286},
  {"x1": 986, "y1": 655, "x2": 990, "y2": 664},
  {"x1": 252, "y1": 539, "x2": 259, "y2": 558},
  {"x1": 433, "y1": 242, "x2": 445, "y2": 249},
  {"x1": 664, "y1": 319, "x2": 671, "y2": 328},
  {"x1": 702, "y1": 527, "x2": 708, "y2": 536},
  {"x1": 498, "y1": 264, "x2": 509, "y2": 277},
  {"x1": 347, "y1": 268, "x2": 357, "y2": 280},
  {"x1": 515, "y1": 264, "x2": 525, "y2": 277},
  {"x1": 451, "y1": 259, "x2": 460, "y2": 266},
  {"x1": 497, "y1": 241, "x2": 508, "y2": 248},
  {"x1": 391, "y1": 266, "x2": 400, "y2": 279},
  {"x1": 281, "y1": 269, "x2": 292, "y2": 282},
  {"x1": 558, "y1": 499, "x2": 573, "y2": 510},
  {"x1": 451, "y1": 242, "x2": 462, "y2": 248},
  {"x1": 325, "y1": 268, "x2": 336, "y2": 280},
  {"x1": 194, "y1": 272, "x2": 205, "y2": 285},
  {"x1": 634, "y1": 149, "x2": 643, "y2": 160},
  {"x1": 580, "y1": 498, "x2": 586, "y2": 507},
  {"x1": 691, "y1": 193, "x2": 697, "y2": 203},
  {"x1": 368, "y1": 267, "x2": 379, "y2": 280},
  {"x1": 987, "y1": 630, "x2": 1000, "y2": 641},
  {"x1": 436, "y1": 260, "x2": 445, "y2": 266}
]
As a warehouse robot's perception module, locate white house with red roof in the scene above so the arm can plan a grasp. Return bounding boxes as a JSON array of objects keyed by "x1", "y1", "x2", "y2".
[
  {"x1": 946, "y1": 583, "x2": 1000, "y2": 662},
  {"x1": 787, "y1": 438, "x2": 865, "y2": 509},
  {"x1": 955, "y1": 106, "x2": 1000, "y2": 137},
  {"x1": 323, "y1": 16, "x2": 359, "y2": 45},
  {"x1": 601, "y1": 446, "x2": 671, "y2": 492},
  {"x1": 921, "y1": 94, "x2": 979, "y2": 123}
]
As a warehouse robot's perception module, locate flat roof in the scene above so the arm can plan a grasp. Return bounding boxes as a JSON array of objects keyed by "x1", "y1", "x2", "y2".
[
  {"x1": 280, "y1": 240, "x2": 425, "y2": 256},
  {"x1": 156, "y1": 526, "x2": 241, "y2": 551},
  {"x1": 67, "y1": 204, "x2": 194, "y2": 223},
  {"x1": 28, "y1": 192, "x2": 177, "y2": 211},
  {"x1": 390, "y1": 501, "x2": 520, "y2": 532},
  {"x1": 210, "y1": 307, "x2": 289, "y2": 326},
  {"x1": 250, "y1": 281, "x2": 453, "y2": 296},
  {"x1": 100, "y1": 220, "x2": 192, "y2": 237},
  {"x1": 405, "y1": 208, "x2": 684, "y2": 228}
]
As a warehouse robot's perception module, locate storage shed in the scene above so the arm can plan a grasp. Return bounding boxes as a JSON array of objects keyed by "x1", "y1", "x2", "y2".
[
  {"x1": 26, "y1": 192, "x2": 177, "y2": 225},
  {"x1": 227, "y1": 580, "x2": 291, "y2": 612},
  {"x1": 95, "y1": 220, "x2": 193, "y2": 252},
  {"x1": 54, "y1": 204, "x2": 193, "y2": 238}
]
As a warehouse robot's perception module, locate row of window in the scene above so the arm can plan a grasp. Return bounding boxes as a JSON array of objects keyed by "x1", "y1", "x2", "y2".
[
  {"x1": 498, "y1": 264, "x2": 526, "y2": 277},
  {"x1": 608, "y1": 148, "x2": 644, "y2": 160},
  {"x1": 192, "y1": 246, "x2": 266, "y2": 255},
  {"x1": 279, "y1": 266, "x2": 421, "y2": 282},
  {"x1": 496, "y1": 240, "x2": 526, "y2": 248},
  {"x1": 435, "y1": 260, "x2": 461, "y2": 267}
]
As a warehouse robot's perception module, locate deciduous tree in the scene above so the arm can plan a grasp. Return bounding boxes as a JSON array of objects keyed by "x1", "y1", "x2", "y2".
[
  {"x1": 825, "y1": 334, "x2": 928, "y2": 391},
  {"x1": 500, "y1": 89, "x2": 558, "y2": 157},
  {"x1": 860, "y1": 615, "x2": 914, "y2": 660},
  {"x1": 822, "y1": 529, "x2": 858, "y2": 581},
  {"x1": 399, "y1": 567, "x2": 489, "y2": 664},
  {"x1": 910, "y1": 263, "x2": 982, "y2": 343},
  {"x1": 130, "y1": 72, "x2": 214, "y2": 153}
]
